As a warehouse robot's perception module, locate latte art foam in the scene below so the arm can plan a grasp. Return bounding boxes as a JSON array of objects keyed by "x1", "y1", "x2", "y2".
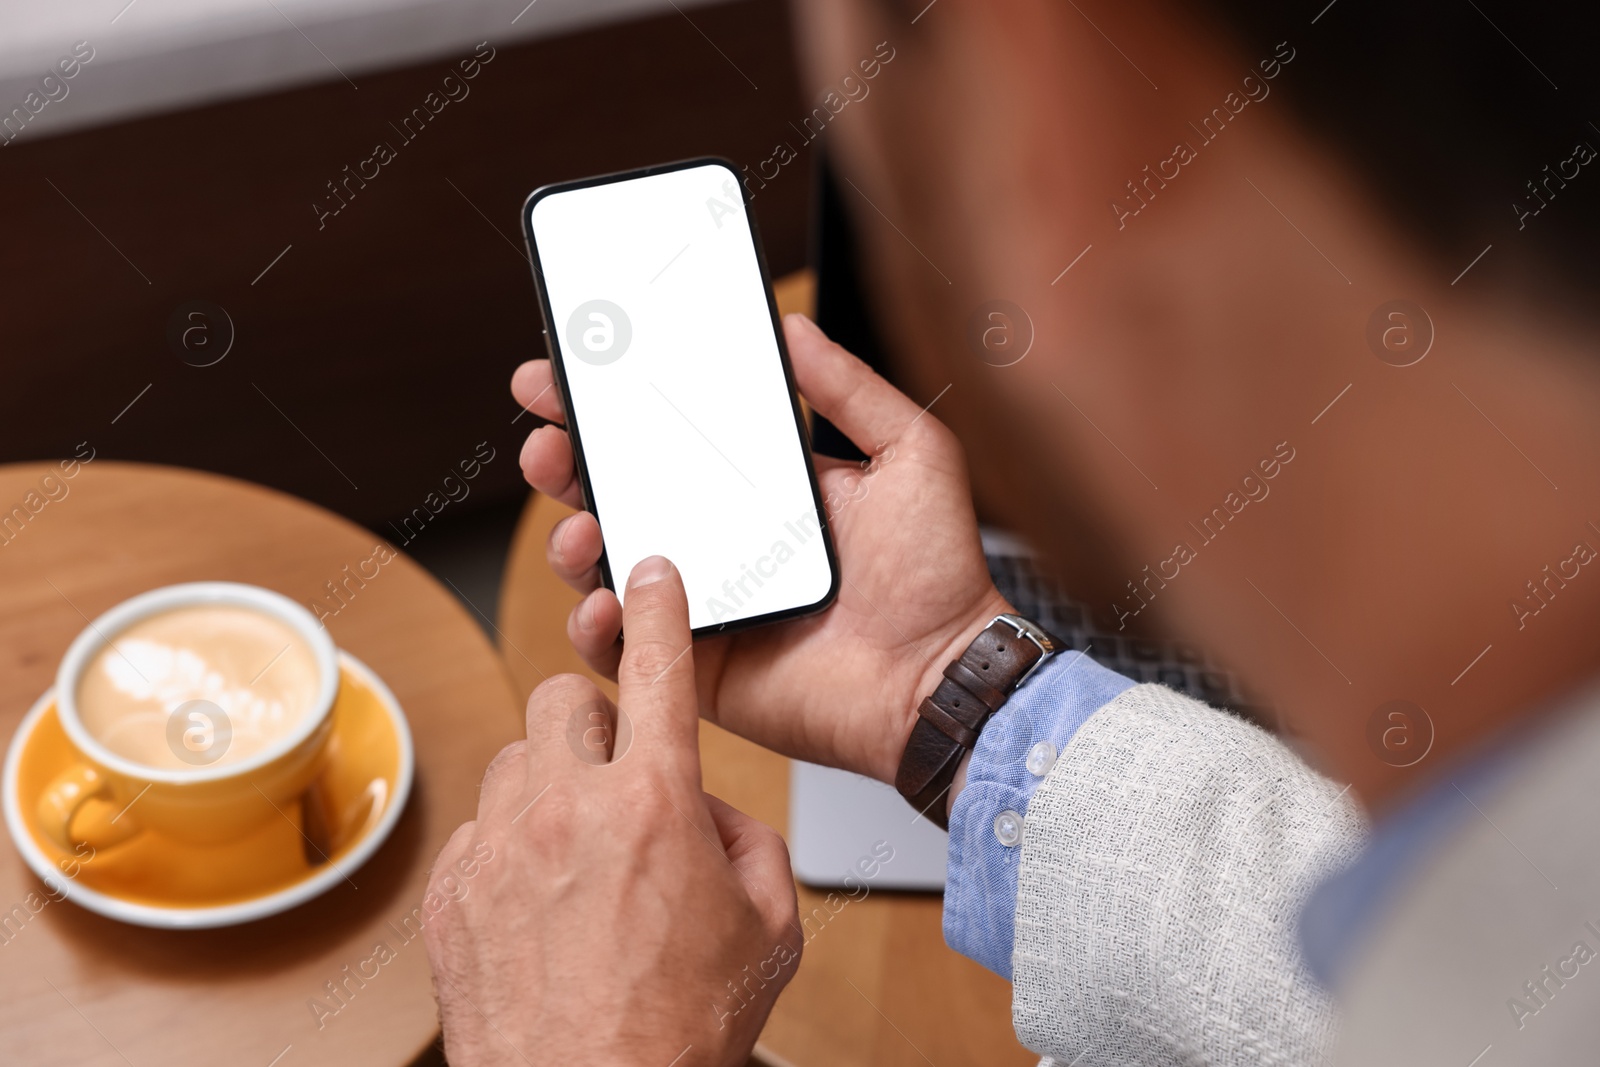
[{"x1": 76, "y1": 604, "x2": 320, "y2": 770}]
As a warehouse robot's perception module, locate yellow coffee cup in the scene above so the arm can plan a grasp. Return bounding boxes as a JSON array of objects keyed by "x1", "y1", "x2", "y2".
[{"x1": 39, "y1": 582, "x2": 339, "y2": 849}]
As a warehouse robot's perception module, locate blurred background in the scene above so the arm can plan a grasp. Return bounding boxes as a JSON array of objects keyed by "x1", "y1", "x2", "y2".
[{"x1": 2, "y1": 0, "x2": 814, "y2": 624}]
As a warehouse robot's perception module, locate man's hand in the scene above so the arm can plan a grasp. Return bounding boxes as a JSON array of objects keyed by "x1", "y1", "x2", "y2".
[
  {"x1": 423, "y1": 558, "x2": 802, "y2": 1067},
  {"x1": 512, "y1": 313, "x2": 1010, "y2": 784}
]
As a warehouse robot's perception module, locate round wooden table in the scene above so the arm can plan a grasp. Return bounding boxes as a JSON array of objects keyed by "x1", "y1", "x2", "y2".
[
  {"x1": 0, "y1": 462, "x2": 522, "y2": 1067},
  {"x1": 497, "y1": 266, "x2": 1035, "y2": 1067}
]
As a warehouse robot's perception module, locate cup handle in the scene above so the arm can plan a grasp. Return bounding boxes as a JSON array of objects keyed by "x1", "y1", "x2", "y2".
[{"x1": 37, "y1": 762, "x2": 141, "y2": 850}]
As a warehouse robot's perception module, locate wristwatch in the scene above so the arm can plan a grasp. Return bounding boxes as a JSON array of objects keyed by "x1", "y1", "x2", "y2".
[{"x1": 895, "y1": 613, "x2": 1063, "y2": 830}]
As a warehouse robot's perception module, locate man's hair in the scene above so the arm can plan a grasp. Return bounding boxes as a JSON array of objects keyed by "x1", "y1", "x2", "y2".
[{"x1": 1194, "y1": 0, "x2": 1597, "y2": 311}]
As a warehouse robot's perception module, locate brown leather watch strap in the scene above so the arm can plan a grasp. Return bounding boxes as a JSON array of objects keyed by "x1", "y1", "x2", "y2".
[{"x1": 895, "y1": 615, "x2": 1060, "y2": 830}]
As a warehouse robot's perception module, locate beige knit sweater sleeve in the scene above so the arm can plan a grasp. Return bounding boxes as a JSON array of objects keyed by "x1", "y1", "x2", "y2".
[{"x1": 1011, "y1": 683, "x2": 1368, "y2": 1066}]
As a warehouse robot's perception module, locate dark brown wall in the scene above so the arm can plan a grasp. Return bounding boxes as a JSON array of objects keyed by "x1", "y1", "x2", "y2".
[{"x1": 0, "y1": 0, "x2": 809, "y2": 528}]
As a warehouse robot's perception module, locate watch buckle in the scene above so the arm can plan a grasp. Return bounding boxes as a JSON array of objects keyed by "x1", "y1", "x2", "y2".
[{"x1": 993, "y1": 613, "x2": 1057, "y2": 689}]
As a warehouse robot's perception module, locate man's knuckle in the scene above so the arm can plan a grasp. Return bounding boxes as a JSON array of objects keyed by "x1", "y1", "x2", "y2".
[
  {"x1": 622, "y1": 777, "x2": 683, "y2": 827},
  {"x1": 765, "y1": 824, "x2": 793, "y2": 863},
  {"x1": 624, "y1": 636, "x2": 687, "y2": 681},
  {"x1": 522, "y1": 794, "x2": 583, "y2": 858},
  {"x1": 526, "y1": 674, "x2": 600, "y2": 734},
  {"x1": 531, "y1": 672, "x2": 599, "y2": 707},
  {"x1": 428, "y1": 821, "x2": 478, "y2": 893},
  {"x1": 439, "y1": 819, "x2": 477, "y2": 857},
  {"x1": 482, "y1": 740, "x2": 528, "y2": 784},
  {"x1": 902, "y1": 413, "x2": 954, "y2": 453}
]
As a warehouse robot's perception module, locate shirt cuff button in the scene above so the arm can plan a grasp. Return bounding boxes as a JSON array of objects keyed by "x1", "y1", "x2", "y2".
[
  {"x1": 993, "y1": 809, "x2": 1023, "y2": 847},
  {"x1": 1025, "y1": 740, "x2": 1057, "y2": 777}
]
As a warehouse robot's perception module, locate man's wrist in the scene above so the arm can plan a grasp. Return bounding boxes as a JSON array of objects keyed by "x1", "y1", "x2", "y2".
[{"x1": 882, "y1": 587, "x2": 1014, "y2": 785}]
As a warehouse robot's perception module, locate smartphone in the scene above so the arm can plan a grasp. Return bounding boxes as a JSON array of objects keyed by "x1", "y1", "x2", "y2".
[{"x1": 522, "y1": 158, "x2": 838, "y2": 636}]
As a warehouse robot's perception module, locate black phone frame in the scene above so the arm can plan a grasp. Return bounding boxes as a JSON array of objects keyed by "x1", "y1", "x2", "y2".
[{"x1": 520, "y1": 156, "x2": 840, "y2": 639}]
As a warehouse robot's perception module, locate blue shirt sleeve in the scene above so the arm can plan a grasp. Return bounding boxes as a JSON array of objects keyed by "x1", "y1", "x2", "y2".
[{"x1": 942, "y1": 650, "x2": 1135, "y2": 979}]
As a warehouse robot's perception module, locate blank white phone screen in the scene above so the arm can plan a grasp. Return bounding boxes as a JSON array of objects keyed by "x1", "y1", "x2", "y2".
[{"x1": 529, "y1": 162, "x2": 833, "y2": 630}]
